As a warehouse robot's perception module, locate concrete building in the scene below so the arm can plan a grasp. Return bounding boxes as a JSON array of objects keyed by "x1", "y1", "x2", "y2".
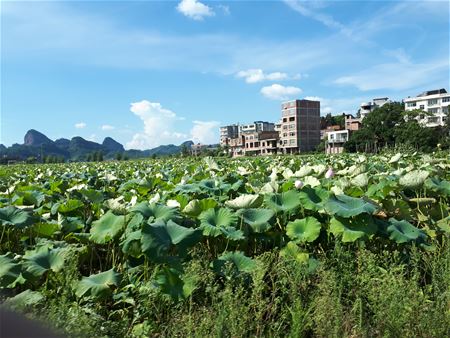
[
  {"x1": 219, "y1": 124, "x2": 240, "y2": 146},
  {"x1": 244, "y1": 131, "x2": 279, "y2": 156},
  {"x1": 359, "y1": 97, "x2": 391, "y2": 119},
  {"x1": 403, "y1": 88, "x2": 449, "y2": 127},
  {"x1": 240, "y1": 121, "x2": 275, "y2": 134},
  {"x1": 326, "y1": 130, "x2": 349, "y2": 154},
  {"x1": 279, "y1": 99, "x2": 321, "y2": 154}
]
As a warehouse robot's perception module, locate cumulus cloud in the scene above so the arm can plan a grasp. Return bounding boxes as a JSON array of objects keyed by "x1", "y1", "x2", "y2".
[
  {"x1": 177, "y1": 0, "x2": 215, "y2": 20},
  {"x1": 127, "y1": 100, "x2": 187, "y2": 149},
  {"x1": 236, "y1": 69, "x2": 289, "y2": 83},
  {"x1": 101, "y1": 124, "x2": 115, "y2": 131},
  {"x1": 190, "y1": 120, "x2": 220, "y2": 144},
  {"x1": 75, "y1": 122, "x2": 86, "y2": 129},
  {"x1": 260, "y1": 84, "x2": 302, "y2": 100}
]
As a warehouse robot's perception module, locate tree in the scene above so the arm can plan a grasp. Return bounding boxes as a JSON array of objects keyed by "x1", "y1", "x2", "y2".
[
  {"x1": 346, "y1": 102, "x2": 404, "y2": 152},
  {"x1": 115, "y1": 153, "x2": 123, "y2": 161},
  {"x1": 180, "y1": 144, "x2": 190, "y2": 157}
]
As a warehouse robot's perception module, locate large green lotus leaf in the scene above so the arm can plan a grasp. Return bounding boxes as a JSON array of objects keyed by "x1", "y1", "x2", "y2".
[
  {"x1": 120, "y1": 230, "x2": 142, "y2": 257},
  {"x1": 236, "y1": 208, "x2": 274, "y2": 233},
  {"x1": 81, "y1": 189, "x2": 105, "y2": 204},
  {"x1": 225, "y1": 194, "x2": 263, "y2": 209},
  {"x1": 387, "y1": 218, "x2": 427, "y2": 244},
  {"x1": 286, "y1": 217, "x2": 322, "y2": 243},
  {"x1": 293, "y1": 166, "x2": 313, "y2": 178},
  {"x1": 325, "y1": 194, "x2": 378, "y2": 217},
  {"x1": 303, "y1": 176, "x2": 321, "y2": 188},
  {"x1": 89, "y1": 211, "x2": 126, "y2": 244},
  {"x1": 131, "y1": 202, "x2": 180, "y2": 222},
  {"x1": 183, "y1": 198, "x2": 217, "y2": 217},
  {"x1": 23, "y1": 247, "x2": 65, "y2": 277},
  {"x1": 76, "y1": 268, "x2": 121, "y2": 299},
  {"x1": 264, "y1": 190, "x2": 301, "y2": 213},
  {"x1": 14, "y1": 190, "x2": 45, "y2": 207},
  {"x1": 350, "y1": 173, "x2": 369, "y2": 188},
  {"x1": 298, "y1": 186, "x2": 329, "y2": 211},
  {"x1": 154, "y1": 267, "x2": 196, "y2": 301},
  {"x1": 0, "y1": 253, "x2": 24, "y2": 288},
  {"x1": 3, "y1": 290, "x2": 44, "y2": 311},
  {"x1": 388, "y1": 153, "x2": 402, "y2": 164},
  {"x1": 329, "y1": 215, "x2": 378, "y2": 242},
  {"x1": 141, "y1": 220, "x2": 201, "y2": 262},
  {"x1": 211, "y1": 251, "x2": 256, "y2": 279},
  {"x1": 219, "y1": 226, "x2": 245, "y2": 241},
  {"x1": 198, "y1": 208, "x2": 238, "y2": 237},
  {"x1": 399, "y1": 170, "x2": 429, "y2": 189},
  {"x1": 33, "y1": 222, "x2": 59, "y2": 237},
  {"x1": 57, "y1": 199, "x2": 84, "y2": 214},
  {"x1": 0, "y1": 206, "x2": 34, "y2": 228},
  {"x1": 425, "y1": 178, "x2": 450, "y2": 196}
]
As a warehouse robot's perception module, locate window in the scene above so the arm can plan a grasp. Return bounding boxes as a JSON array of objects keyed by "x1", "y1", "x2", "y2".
[
  {"x1": 289, "y1": 132, "x2": 296, "y2": 136},
  {"x1": 443, "y1": 97, "x2": 450, "y2": 103},
  {"x1": 283, "y1": 133, "x2": 287, "y2": 137},
  {"x1": 442, "y1": 106, "x2": 449, "y2": 113},
  {"x1": 428, "y1": 99, "x2": 438, "y2": 105},
  {"x1": 428, "y1": 108, "x2": 439, "y2": 114},
  {"x1": 289, "y1": 123, "x2": 295, "y2": 130},
  {"x1": 283, "y1": 118, "x2": 287, "y2": 122},
  {"x1": 289, "y1": 139, "x2": 296, "y2": 145},
  {"x1": 289, "y1": 116, "x2": 295, "y2": 121},
  {"x1": 419, "y1": 105, "x2": 425, "y2": 110},
  {"x1": 407, "y1": 102, "x2": 416, "y2": 107}
]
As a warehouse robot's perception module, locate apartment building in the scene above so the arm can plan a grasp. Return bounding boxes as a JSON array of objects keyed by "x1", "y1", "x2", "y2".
[
  {"x1": 325, "y1": 114, "x2": 361, "y2": 154},
  {"x1": 359, "y1": 97, "x2": 390, "y2": 119},
  {"x1": 244, "y1": 131, "x2": 279, "y2": 156},
  {"x1": 403, "y1": 88, "x2": 449, "y2": 127},
  {"x1": 219, "y1": 124, "x2": 240, "y2": 146},
  {"x1": 279, "y1": 99, "x2": 321, "y2": 154},
  {"x1": 240, "y1": 121, "x2": 275, "y2": 134}
]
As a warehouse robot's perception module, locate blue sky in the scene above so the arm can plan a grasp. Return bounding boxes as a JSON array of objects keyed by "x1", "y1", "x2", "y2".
[{"x1": 1, "y1": 0, "x2": 449, "y2": 149}]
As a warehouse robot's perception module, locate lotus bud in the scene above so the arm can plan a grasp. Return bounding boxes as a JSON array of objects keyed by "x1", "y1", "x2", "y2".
[
  {"x1": 325, "y1": 168, "x2": 334, "y2": 179},
  {"x1": 294, "y1": 180, "x2": 303, "y2": 189}
]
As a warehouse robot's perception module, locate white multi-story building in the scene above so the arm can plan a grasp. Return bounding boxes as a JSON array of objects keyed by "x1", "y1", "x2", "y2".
[
  {"x1": 403, "y1": 88, "x2": 449, "y2": 127},
  {"x1": 359, "y1": 97, "x2": 391, "y2": 119}
]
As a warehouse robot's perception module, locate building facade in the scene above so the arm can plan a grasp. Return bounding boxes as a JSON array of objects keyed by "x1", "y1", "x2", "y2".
[
  {"x1": 359, "y1": 97, "x2": 390, "y2": 119},
  {"x1": 219, "y1": 124, "x2": 240, "y2": 146},
  {"x1": 279, "y1": 99, "x2": 321, "y2": 154},
  {"x1": 403, "y1": 88, "x2": 449, "y2": 127}
]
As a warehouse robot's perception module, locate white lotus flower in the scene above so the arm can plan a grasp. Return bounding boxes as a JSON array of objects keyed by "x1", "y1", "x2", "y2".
[
  {"x1": 325, "y1": 168, "x2": 334, "y2": 179},
  {"x1": 294, "y1": 180, "x2": 303, "y2": 189}
]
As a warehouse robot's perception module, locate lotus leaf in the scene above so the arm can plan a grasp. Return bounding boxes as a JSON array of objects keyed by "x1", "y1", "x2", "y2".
[
  {"x1": 76, "y1": 268, "x2": 121, "y2": 299},
  {"x1": 286, "y1": 217, "x2": 322, "y2": 243},
  {"x1": 330, "y1": 215, "x2": 378, "y2": 242},
  {"x1": 236, "y1": 208, "x2": 274, "y2": 233},
  {"x1": 325, "y1": 194, "x2": 378, "y2": 217},
  {"x1": 0, "y1": 206, "x2": 34, "y2": 228},
  {"x1": 89, "y1": 211, "x2": 125, "y2": 244},
  {"x1": 387, "y1": 218, "x2": 427, "y2": 243},
  {"x1": 225, "y1": 194, "x2": 263, "y2": 209}
]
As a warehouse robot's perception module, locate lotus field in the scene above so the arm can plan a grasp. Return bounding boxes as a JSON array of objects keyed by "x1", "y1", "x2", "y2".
[{"x1": 1, "y1": 152, "x2": 449, "y2": 337}]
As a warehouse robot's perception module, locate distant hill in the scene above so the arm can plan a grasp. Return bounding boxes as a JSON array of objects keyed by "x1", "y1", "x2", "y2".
[{"x1": 0, "y1": 130, "x2": 195, "y2": 162}]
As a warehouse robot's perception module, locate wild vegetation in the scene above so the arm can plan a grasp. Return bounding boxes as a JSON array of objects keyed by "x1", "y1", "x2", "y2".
[{"x1": 0, "y1": 152, "x2": 449, "y2": 337}]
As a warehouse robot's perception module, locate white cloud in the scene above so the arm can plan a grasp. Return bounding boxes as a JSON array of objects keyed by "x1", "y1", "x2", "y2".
[
  {"x1": 236, "y1": 69, "x2": 289, "y2": 83},
  {"x1": 283, "y1": 0, "x2": 352, "y2": 37},
  {"x1": 75, "y1": 122, "x2": 86, "y2": 129},
  {"x1": 126, "y1": 100, "x2": 187, "y2": 149},
  {"x1": 190, "y1": 120, "x2": 220, "y2": 144},
  {"x1": 177, "y1": 0, "x2": 215, "y2": 21},
  {"x1": 217, "y1": 4, "x2": 230, "y2": 16},
  {"x1": 260, "y1": 84, "x2": 302, "y2": 100},
  {"x1": 334, "y1": 58, "x2": 449, "y2": 91},
  {"x1": 101, "y1": 124, "x2": 115, "y2": 131}
]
